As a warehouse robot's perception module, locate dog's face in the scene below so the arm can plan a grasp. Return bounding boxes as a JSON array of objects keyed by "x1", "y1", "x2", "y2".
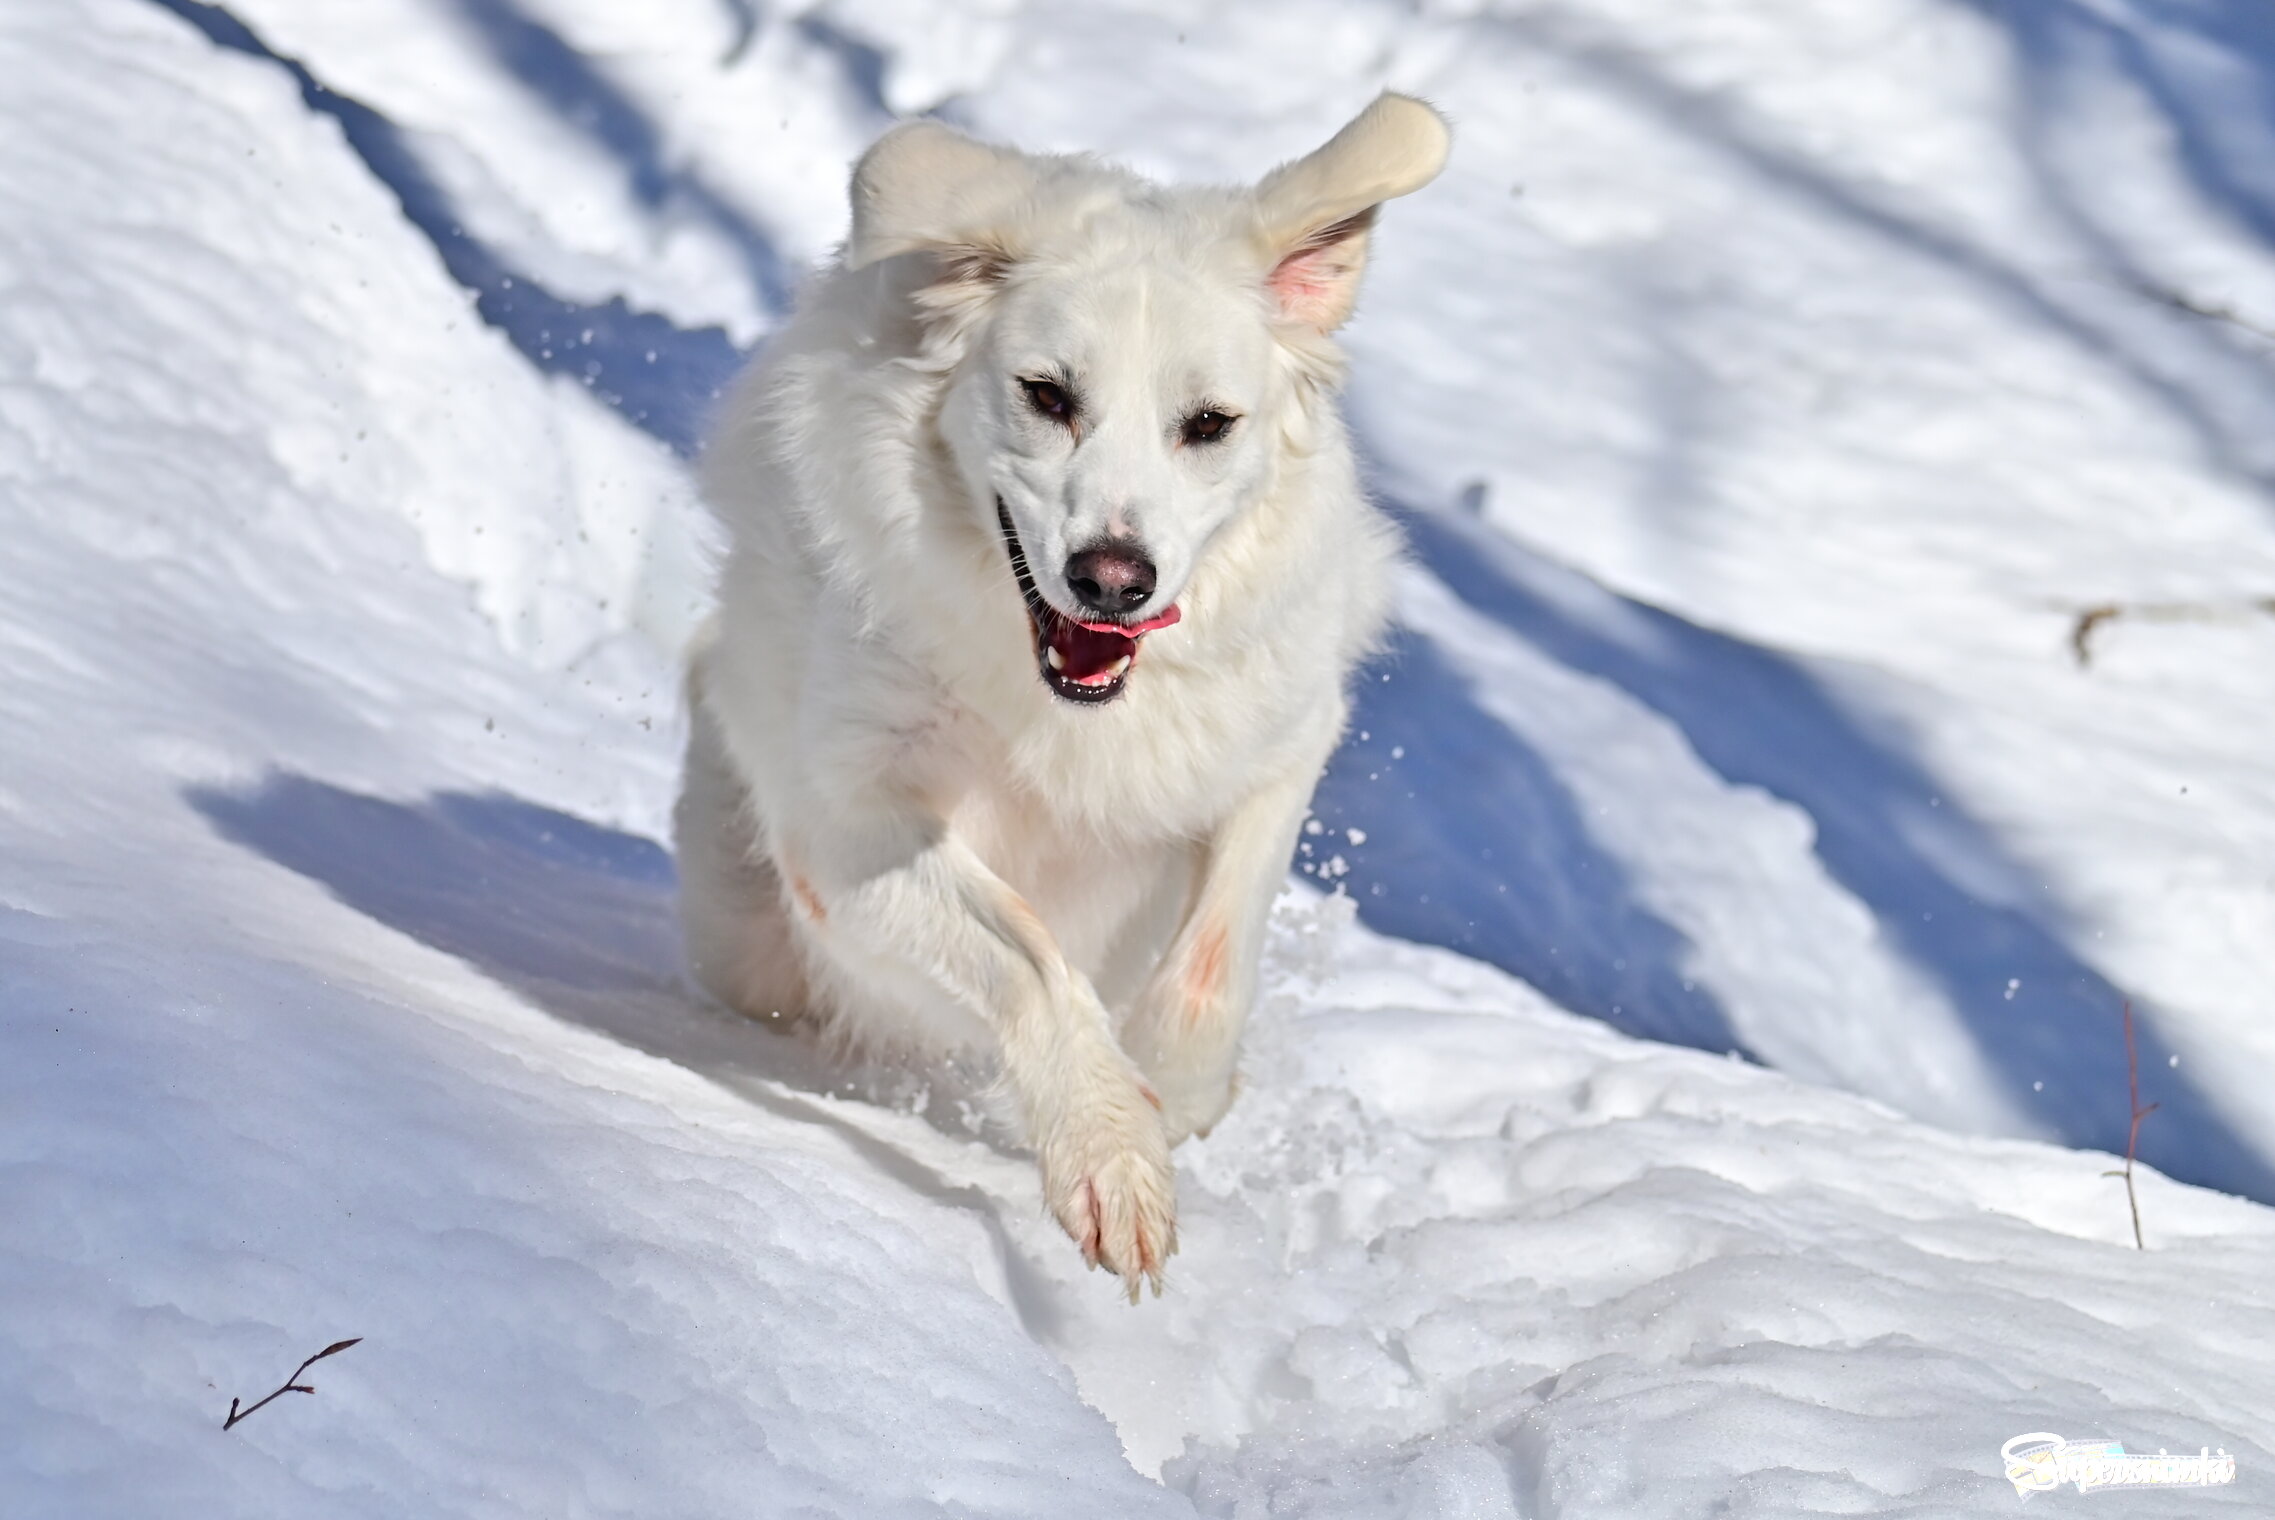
[
  {"x1": 943, "y1": 254, "x2": 1281, "y2": 702},
  {"x1": 849, "y1": 96, "x2": 1449, "y2": 704}
]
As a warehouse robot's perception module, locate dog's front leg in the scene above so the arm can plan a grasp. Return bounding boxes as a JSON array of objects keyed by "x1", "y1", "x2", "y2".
[
  {"x1": 1123, "y1": 761, "x2": 1326, "y2": 1145},
  {"x1": 786, "y1": 807, "x2": 1176, "y2": 1297}
]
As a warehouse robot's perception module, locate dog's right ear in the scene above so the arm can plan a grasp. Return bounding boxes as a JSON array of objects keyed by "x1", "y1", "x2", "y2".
[{"x1": 847, "y1": 120, "x2": 1036, "y2": 279}]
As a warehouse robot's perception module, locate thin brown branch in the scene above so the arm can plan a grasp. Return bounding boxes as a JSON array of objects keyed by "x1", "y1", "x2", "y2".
[
  {"x1": 223, "y1": 1338, "x2": 362, "y2": 1431},
  {"x1": 2070, "y1": 605, "x2": 2120, "y2": 667},
  {"x1": 2099, "y1": 1001, "x2": 2159, "y2": 1250},
  {"x1": 2068, "y1": 596, "x2": 2275, "y2": 668}
]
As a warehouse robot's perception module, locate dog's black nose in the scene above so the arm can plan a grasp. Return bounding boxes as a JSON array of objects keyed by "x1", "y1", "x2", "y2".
[{"x1": 1065, "y1": 543, "x2": 1155, "y2": 614}]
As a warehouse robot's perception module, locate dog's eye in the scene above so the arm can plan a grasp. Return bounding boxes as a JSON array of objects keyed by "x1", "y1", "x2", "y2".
[
  {"x1": 1021, "y1": 378, "x2": 1074, "y2": 423},
  {"x1": 1182, "y1": 410, "x2": 1236, "y2": 444}
]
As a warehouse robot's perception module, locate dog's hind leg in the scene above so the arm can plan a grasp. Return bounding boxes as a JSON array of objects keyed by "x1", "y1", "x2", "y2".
[
  {"x1": 673, "y1": 694, "x2": 810, "y2": 1024},
  {"x1": 1122, "y1": 753, "x2": 1332, "y2": 1145},
  {"x1": 780, "y1": 799, "x2": 1176, "y2": 1299}
]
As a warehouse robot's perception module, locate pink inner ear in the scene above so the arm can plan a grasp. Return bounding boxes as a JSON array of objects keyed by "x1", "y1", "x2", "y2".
[
  {"x1": 1266, "y1": 210, "x2": 1374, "y2": 330},
  {"x1": 1268, "y1": 245, "x2": 1351, "y2": 327}
]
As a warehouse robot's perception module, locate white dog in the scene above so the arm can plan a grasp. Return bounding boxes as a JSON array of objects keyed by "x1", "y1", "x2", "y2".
[{"x1": 675, "y1": 95, "x2": 1449, "y2": 1296}]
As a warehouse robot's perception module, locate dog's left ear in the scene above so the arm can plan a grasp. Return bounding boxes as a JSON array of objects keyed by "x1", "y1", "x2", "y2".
[
  {"x1": 1253, "y1": 94, "x2": 1451, "y2": 331},
  {"x1": 846, "y1": 120, "x2": 1036, "y2": 276}
]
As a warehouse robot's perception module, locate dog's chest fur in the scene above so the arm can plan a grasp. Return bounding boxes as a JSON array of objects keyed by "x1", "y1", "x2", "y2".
[{"x1": 698, "y1": 197, "x2": 1396, "y2": 1009}]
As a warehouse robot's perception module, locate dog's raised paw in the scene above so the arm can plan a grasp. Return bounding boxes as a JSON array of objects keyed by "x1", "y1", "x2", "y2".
[
  {"x1": 1045, "y1": 1124, "x2": 1178, "y2": 1301},
  {"x1": 1149, "y1": 1069, "x2": 1239, "y2": 1149}
]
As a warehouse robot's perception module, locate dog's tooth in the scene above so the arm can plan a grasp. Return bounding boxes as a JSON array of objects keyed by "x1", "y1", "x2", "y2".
[
  {"x1": 1045, "y1": 644, "x2": 1065, "y2": 671},
  {"x1": 1107, "y1": 655, "x2": 1131, "y2": 678}
]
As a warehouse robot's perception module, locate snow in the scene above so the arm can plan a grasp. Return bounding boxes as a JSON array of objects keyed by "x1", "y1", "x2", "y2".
[{"x1": 5, "y1": 0, "x2": 2274, "y2": 1513}]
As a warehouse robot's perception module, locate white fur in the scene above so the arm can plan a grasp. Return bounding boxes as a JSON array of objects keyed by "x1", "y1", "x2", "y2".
[{"x1": 676, "y1": 95, "x2": 1449, "y2": 1296}]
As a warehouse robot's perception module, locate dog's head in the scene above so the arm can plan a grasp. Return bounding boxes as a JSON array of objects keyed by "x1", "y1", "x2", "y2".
[{"x1": 846, "y1": 96, "x2": 1449, "y2": 705}]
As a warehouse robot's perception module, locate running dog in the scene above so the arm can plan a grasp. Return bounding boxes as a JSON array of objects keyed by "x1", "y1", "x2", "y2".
[{"x1": 676, "y1": 95, "x2": 1449, "y2": 1296}]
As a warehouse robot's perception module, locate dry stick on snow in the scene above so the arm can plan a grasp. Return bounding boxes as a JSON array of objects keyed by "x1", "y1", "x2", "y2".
[
  {"x1": 2068, "y1": 597, "x2": 2275, "y2": 668},
  {"x1": 2070, "y1": 605, "x2": 2121, "y2": 667},
  {"x1": 2099, "y1": 1001, "x2": 2159, "y2": 1251},
  {"x1": 222, "y1": 1338, "x2": 362, "y2": 1431},
  {"x1": 2071, "y1": 279, "x2": 2275, "y2": 670}
]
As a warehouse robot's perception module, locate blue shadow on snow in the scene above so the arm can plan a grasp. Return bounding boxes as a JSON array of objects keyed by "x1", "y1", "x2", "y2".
[
  {"x1": 191, "y1": 778, "x2": 685, "y2": 1024},
  {"x1": 1346, "y1": 498, "x2": 2275, "y2": 1205},
  {"x1": 1309, "y1": 630, "x2": 1750, "y2": 1059},
  {"x1": 188, "y1": 774, "x2": 1081, "y2": 1340},
  {"x1": 445, "y1": 0, "x2": 799, "y2": 316},
  {"x1": 1512, "y1": 12, "x2": 2275, "y2": 508},
  {"x1": 1962, "y1": 0, "x2": 2275, "y2": 257},
  {"x1": 148, "y1": 0, "x2": 749, "y2": 457}
]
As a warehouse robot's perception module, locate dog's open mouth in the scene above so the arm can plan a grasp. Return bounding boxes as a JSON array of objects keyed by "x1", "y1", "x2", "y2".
[{"x1": 998, "y1": 498, "x2": 1179, "y2": 705}]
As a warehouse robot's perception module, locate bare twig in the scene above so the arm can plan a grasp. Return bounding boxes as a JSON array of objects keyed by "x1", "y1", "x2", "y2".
[
  {"x1": 2068, "y1": 597, "x2": 2275, "y2": 668},
  {"x1": 2070, "y1": 605, "x2": 2120, "y2": 667},
  {"x1": 223, "y1": 1338, "x2": 362, "y2": 1431},
  {"x1": 2099, "y1": 1001, "x2": 2159, "y2": 1250}
]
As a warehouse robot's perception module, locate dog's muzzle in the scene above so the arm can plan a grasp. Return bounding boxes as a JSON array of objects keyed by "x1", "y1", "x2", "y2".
[{"x1": 997, "y1": 498, "x2": 1179, "y2": 705}]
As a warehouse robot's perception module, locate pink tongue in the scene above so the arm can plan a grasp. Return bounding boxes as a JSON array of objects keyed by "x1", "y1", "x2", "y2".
[
  {"x1": 1078, "y1": 606, "x2": 1181, "y2": 636},
  {"x1": 1053, "y1": 620, "x2": 1139, "y2": 682}
]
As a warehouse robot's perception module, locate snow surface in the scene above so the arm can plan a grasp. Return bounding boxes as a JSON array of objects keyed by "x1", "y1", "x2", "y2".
[{"x1": 5, "y1": 0, "x2": 2274, "y2": 1514}]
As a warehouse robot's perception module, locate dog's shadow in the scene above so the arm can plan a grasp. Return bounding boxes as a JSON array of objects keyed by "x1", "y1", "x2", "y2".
[{"x1": 186, "y1": 773, "x2": 1071, "y2": 1340}]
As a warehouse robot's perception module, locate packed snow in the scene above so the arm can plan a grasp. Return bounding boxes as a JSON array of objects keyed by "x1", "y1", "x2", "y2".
[{"x1": 4, "y1": 0, "x2": 2272, "y2": 1514}]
